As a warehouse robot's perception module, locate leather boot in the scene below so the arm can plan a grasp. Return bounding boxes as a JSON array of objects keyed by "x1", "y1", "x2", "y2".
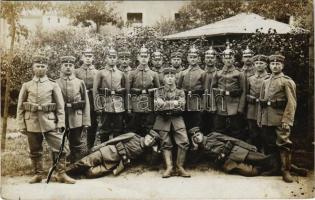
[
  {"x1": 176, "y1": 148, "x2": 190, "y2": 178},
  {"x1": 53, "y1": 154, "x2": 76, "y2": 184},
  {"x1": 290, "y1": 164, "x2": 308, "y2": 177},
  {"x1": 280, "y1": 150, "x2": 294, "y2": 183},
  {"x1": 86, "y1": 165, "x2": 109, "y2": 178},
  {"x1": 29, "y1": 158, "x2": 43, "y2": 184},
  {"x1": 259, "y1": 154, "x2": 281, "y2": 176},
  {"x1": 162, "y1": 150, "x2": 173, "y2": 178},
  {"x1": 66, "y1": 150, "x2": 102, "y2": 175}
]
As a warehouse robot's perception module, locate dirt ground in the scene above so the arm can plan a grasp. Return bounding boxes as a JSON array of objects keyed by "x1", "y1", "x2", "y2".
[{"x1": 1, "y1": 168, "x2": 314, "y2": 200}]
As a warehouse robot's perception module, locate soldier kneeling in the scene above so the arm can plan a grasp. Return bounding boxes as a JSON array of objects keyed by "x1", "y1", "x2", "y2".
[{"x1": 66, "y1": 130, "x2": 160, "y2": 178}]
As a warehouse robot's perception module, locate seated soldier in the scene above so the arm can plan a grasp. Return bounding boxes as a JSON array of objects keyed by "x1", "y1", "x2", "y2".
[
  {"x1": 66, "y1": 130, "x2": 160, "y2": 178},
  {"x1": 189, "y1": 127, "x2": 307, "y2": 177}
]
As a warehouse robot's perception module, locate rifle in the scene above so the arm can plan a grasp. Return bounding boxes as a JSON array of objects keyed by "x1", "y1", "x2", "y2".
[{"x1": 46, "y1": 127, "x2": 67, "y2": 184}]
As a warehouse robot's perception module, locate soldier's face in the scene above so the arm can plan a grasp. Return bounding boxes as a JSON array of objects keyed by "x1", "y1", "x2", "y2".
[
  {"x1": 171, "y1": 57, "x2": 182, "y2": 68},
  {"x1": 187, "y1": 53, "x2": 199, "y2": 66},
  {"x1": 82, "y1": 54, "x2": 94, "y2": 65},
  {"x1": 223, "y1": 55, "x2": 235, "y2": 67},
  {"x1": 164, "y1": 73, "x2": 176, "y2": 85},
  {"x1": 192, "y1": 132, "x2": 203, "y2": 144},
  {"x1": 270, "y1": 61, "x2": 283, "y2": 74},
  {"x1": 204, "y1": 55, "x2": 216, "y2": 66},
  {"x1": 107, "y1": 54, "x2": 118, "y2": 66},
  {"x1": 119, "y1": 57, "x2": 131, "y2": 67},
  {"x1": 138, "y1": 53, "x2": 150, "y2": 66},
  {"x1": 152, "y1": 57, "x2": 163, "y2": 68},
  {"x1": 254, "y1": 61, "x2": 267, "y2": 72},
  {"x1": 33, "y1": 63, "x2": 48, "y2": 77},
  {"x1": 61, "y1": 63, "x2": 75, "y2": 75},
  {"x1": 242, "y1": 55, "x2": 253, "y2": 65},
  {"x1": 144, "y1": 134, "x2": 155, "y2": 146}
]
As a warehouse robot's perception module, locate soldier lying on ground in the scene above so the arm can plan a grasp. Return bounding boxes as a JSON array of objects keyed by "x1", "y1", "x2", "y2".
[
  {"x1": 189, "y1": 127, "x2": 308, "y2": 177},
  {"x1": 66, "y1": 130, "x2": 160, "y2": 178}
]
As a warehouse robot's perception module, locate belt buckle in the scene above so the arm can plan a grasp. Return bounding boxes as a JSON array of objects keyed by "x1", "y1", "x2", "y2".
[
  {"x1": 111, "y1": 91, "x2": 116, "y2": 95},
  {"x1": 267, "y1": 101, "x2": 271, "y2": 106},
  {"x1": 37, "y1": 105, "x2": 42, "y2": 111},
  {"x1": 66, "y1": 103, "x2": 72, "y2": 108},
  {"x1": 142, "y1": 90, "x2": 147, "y2": 94},
  {"x1": 225, "y1": 91, "x2": 230, "y2": 96}
]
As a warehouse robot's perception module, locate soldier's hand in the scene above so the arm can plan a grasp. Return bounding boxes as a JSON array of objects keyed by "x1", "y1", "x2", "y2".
[
  {"x1": 57, "y1": 127, "x2": 65, "y2": 134},
  {"x1": 82, "y1": 125, "x2": 89, "y2": 132},
  {"x1": 281, "y1": 123, "x2": 290, "y2": 130},
  {"x1": 19, "y1": 129, "x2": 27, "y2": 135},
  {"x1": 156, "y1": 98, "x2": 165, "y2": 107}
]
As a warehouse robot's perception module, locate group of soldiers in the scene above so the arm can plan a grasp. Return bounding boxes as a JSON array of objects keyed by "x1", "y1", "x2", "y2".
[{"x1": 17, "y1": 42, "x2": 308, "y2": 185}]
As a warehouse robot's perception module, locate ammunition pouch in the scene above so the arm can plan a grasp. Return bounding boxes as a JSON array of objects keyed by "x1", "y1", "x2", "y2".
[
  {"x1": 23, "y1": 102, "x2": 56, "y2": 112},
  {"x1": 115, "y1": 142, "x2": 130, "y2": 166},
  {"x1": 66, "y1": 101, "x2": 85, "y2": 110},
  {"x1": 246, "y1": 95, "x2": 259, "y2": 104},
  {"x1": 216, "y1": 141, "x2": 234, "y2": 164},
  {"x1": 260, "y1": 99, "x2": 287, "y2": 109}
]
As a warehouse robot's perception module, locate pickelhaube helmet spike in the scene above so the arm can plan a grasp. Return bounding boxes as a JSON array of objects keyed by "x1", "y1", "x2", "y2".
[{"x1": 242, "y1": 45, "x2": 254, "y2": 57}]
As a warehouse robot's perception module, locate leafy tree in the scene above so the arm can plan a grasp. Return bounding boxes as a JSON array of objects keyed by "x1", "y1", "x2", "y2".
[
  {"x1": 0, "y1": 1, "x2": 52, "y2": 150},
  {"x1": 58, "y1": 1, "x2": 123, "y2": 33}
]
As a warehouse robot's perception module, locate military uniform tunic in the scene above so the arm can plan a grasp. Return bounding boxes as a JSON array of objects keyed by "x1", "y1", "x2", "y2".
[
  {"x1": 153, "y1": 86, "x2": 189, "y2": 150},
  {"x1": 75, "y1": 64, "x2": 98, "y2": 149},
  {"x1": 257, "y1": 72, "x2": 296, "y2": 152},
  {"x1": 127, "y1": 65, "x2": 160, "y2": 136},
  {"x1": 93, "y1": 66, "x2": 126, "y2": 141},
  {"x1": 16, "y1": 76, "x2": 69, "y2": 159},
  {"x1": 177, "y1": 65, "x2": 206, "y2": 129},
  {"x1": 56, "y1": 74, "x2": 91, "y2": 161},
  {"x1": 211, "y1": 65, "x2": 246, "y2": 139}
]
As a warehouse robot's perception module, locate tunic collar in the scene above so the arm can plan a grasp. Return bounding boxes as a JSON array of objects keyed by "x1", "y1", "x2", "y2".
[
  {"x1": 188, "y1": 65, "x2": 201, "y2": 71},
  {"x1": 82, "y1": 64, "x2": 95, "y2": 70},
  {"x1": 107, "y1": 66, "x2": 117, "y2": 72},
  {"x1": 165, "y1": 84, "x2": 176, "y2": 92},
  {"x1": 61, "y1": 74, "x2": 76, "y2": 80},
  {"x1": 205, "y1": 66, "x2": 217, "y2": 73},
  {"x1": 222, "y1": 65, "x2": 235, "y2": 72},
  {"x1": 33, "y1": 76, "x2": 49, "y2": 83},
  {"x1": 255, "y1": 71, "x2": 268, "y2": 78},
  {"x1": 271, "y1": 72, "x2": 284, "y2": 79},
  {"x1": 137, "y1": 65, "x2": 150, "y2": 71},
  {"x1": 120, "y1": 66, "x2": 132, "y2": 72}
]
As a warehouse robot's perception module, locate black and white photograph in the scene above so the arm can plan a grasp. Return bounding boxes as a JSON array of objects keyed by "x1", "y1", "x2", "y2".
[{"x1": 0, "y1": 0, "x2": 314, "y2": 199}]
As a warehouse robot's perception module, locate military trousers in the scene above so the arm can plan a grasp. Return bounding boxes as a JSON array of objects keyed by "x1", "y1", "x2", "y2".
[
  {"x1": 247, "y1": 119, "x2": 263, "y2": 151},
  {"x1": 67, "y1": 127, "x2": 87, "y2": 162},
  {"x1": 99, "y1": 113, "x2": 124, "y2": 142},
  {"x1": 27, "y1": 130, "x2": 69, "y2": 160},
  {"x1": 87, "y1": 91, "x2": 98, "y2": 149},
  {"x1": 128, "y1": 112, "x2": 156, "y2": 136},
  {"x1": 158, "y1": 125, "x2": 189, "y2": 151},
  {"x1": 261, "y1": 125, "x2": 292, "y2": 154},
  {"x1": 214, "y1": 114, "x2": 245, "y2": 140}
]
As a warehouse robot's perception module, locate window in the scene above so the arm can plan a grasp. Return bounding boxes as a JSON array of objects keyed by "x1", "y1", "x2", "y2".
[
  {"x1": 174, "y1": 13, "x2": 180, "y2": 21},
  {"x1": 127, "y1": 13, "x2": 143, "y2": 24}
]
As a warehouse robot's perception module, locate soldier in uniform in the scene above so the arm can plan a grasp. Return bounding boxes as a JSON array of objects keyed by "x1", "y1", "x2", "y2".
[
  {"x1": 246, "y1": 55, "x2": 270, "y2": 151},
  {"x1": 178, "y1": 45, "x2": 206, "y2": 130},
  {"x1": 66, "y1": 130, "x2": 160, "y2": 178},
  {"x1": 154, "y1": 67, "x2": 190, "y2": 178},
  {"x1": 211, "y1": 44, "x2": 246, "y2": 140},
  {"x1": 170, "y1": 51, "x2": 184, "y2": 84},
  {"x1": 189, "y1": 127, "x2": 278, "y2": 176},
  {"x1": 257, "y1": 54, "x2": 297, "y2": 183},
  {"x1": 17, "y1": 55, "x2": 75, "y2": 184},
  {"x1": 127, "y1": 45, "x2": 160, "y2": 136},
  {"x1": 151, "y1": 50, "x2": 164, "y2": 85},
  {"x1": 118, "y1": 47, "x2": 133, "y2": 131},
  {"x1": 56, "y1": 56, "x2": 91, "y2": 162},
  {"x1": 241, "y1": 46, "x2": 255, "y2": 78},
  {"x1": 201, "y1": 46, "x2": 218, "y2": 133},
  {"x1": 75, "y1": 48, "x2": 98, "y2": 150},
  {"x1": 93, "y1": 47, "x2": 126, "y2": 142}
]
